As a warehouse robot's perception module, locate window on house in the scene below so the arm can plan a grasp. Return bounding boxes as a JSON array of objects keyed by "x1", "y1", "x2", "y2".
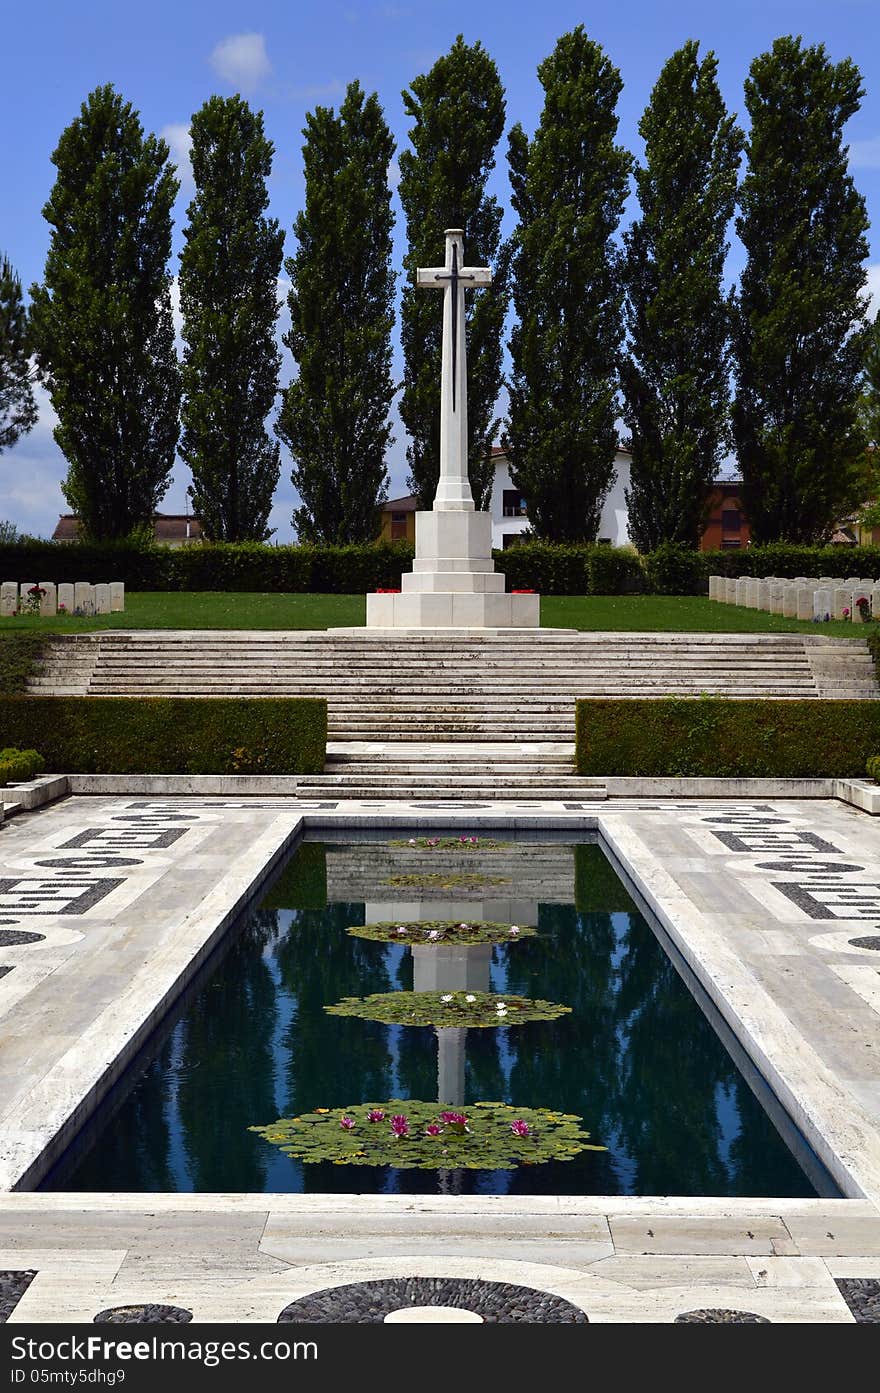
[
  {"x1": 721, "y1": 537, "x2": 743, "y2": 549},
  {"x1": 502, "y1": 490, "x2": 528, "y2": 517},
  {"x1": 721, "y1": 508, "x2": 741, "y2": 533}
]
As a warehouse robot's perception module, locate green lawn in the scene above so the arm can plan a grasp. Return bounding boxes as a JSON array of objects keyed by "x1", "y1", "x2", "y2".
[{"x1": 0, "y1": 590, "x2": 867, "y2": 636}]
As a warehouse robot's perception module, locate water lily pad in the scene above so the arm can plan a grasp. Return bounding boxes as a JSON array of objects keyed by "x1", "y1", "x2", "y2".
[
  {"x1": 389, "y1": 837, "x2": 510, "y2": 851},
  {"x1": 347, "y1": 920, "x2": 537, "y2": 946},
  {"x1": 324, "y1": 989, "x2": 570, "y2": 1028},
  {"x1": 250, "y1": 1100, "x2": 603, "y2": 1170}
]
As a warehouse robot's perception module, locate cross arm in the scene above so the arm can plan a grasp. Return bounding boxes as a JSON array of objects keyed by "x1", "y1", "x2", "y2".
[
  {"x1": 460, "y1": 266, "x2": 492, "y2": 286},
  {"x1": 416, "y1": 267, "x2": 447, "y2": 287}
]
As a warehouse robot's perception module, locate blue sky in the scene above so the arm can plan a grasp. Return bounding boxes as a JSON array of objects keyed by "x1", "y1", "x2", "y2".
[{"x1": 2, "y1": 0, "x2": 879, "y2": 540}]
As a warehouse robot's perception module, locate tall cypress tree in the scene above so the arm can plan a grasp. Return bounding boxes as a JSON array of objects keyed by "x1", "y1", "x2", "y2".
[
  {"x1": 179, "y1": 96, "x2": 284, "y2": 542},
  {"x1": 277, "y1": 81, "x2": 395, "y2": 544},
  {"x1": 622, "y1": 42, "x2": 743, "y2": 551},
  {"x1": 0, "y1": 254, "x2": 38, "y2": 454},
  {"x1": 29, "y1": 85, "x2": 180, "y2": 539},
  {"x1": 398, "y1": 35, "x2": 508, "y2": 510},
  {"x1": 504, "y1": 27, "x2": 631, "y2": 541},
  {"x1": 858, "y1": 311, "x2": 880, "y2": 449},
  {"x1": 731, "y1": 36, "x2": 870, "y2": 543}
]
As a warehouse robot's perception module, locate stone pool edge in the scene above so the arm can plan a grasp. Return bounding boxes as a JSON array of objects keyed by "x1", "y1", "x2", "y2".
[{"x1": 1, "y1": 800, "x2": 877, "y2": 1220}]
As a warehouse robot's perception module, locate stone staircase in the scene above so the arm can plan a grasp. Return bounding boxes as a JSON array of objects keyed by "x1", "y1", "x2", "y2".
[{"x1": 27, "y1": 629, "x2": 879, "y2": 801}]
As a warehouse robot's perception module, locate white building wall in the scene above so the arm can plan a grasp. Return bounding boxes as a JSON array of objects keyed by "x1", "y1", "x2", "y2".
[{"x1": 490, "y1": 450, "x2": 631, "y2": 549}]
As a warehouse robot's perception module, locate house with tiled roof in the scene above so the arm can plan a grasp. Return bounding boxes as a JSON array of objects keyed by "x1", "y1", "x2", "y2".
[{"x1": 52, "y1": 514, "x2": 205, "y2": 547}]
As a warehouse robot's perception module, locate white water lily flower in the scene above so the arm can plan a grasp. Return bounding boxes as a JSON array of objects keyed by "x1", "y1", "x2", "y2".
[
  {"x1": 465, "y1": 994, "x2": 476, "y2": 1002},
  {"x1": 440, "y1": 994, "x2": 453, "y2": 1003},
  {"x1": 509, "y1": 925, "x2": 520, "y2": 934}
]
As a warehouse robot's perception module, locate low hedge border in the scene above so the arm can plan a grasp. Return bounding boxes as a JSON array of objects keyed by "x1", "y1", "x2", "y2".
[
  {"x1": 6, "y1": 537, "x2": 880, "y2": 597},
  {"x1": 0, "y1": 748, "x2": 45, "y2": 786},
  {"x1": 576, "y1": 696, "x2": 880, "y2": 778},
  {"x1": 0, "y1": 696, "x2": 327, "y2": 775},
  {"x1": 0, "y1": 633, "x2": 47, "y2": 694}
]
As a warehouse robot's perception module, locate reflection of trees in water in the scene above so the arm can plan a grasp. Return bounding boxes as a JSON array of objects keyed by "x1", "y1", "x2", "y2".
[
  {"x1": 175, "y1": 908, "x2": 282, "y2": 1190},
  {"x1": 272, "y1": 903, "x2": 394, "y2": 1118},
  {"x1": 62, "y1": 1048, "x2": 179, "y2": 1190},
  {"x1": 502, "y1": 906, "x2": 622, "y2": 1193},
  {"x1": 612, "y1": 917, "x2": 734, "y2": 1194}
]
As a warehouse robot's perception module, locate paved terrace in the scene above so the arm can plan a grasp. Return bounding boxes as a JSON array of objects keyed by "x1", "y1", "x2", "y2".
[{"x1": 1, "y1": 792, "x2": 880, "y2": 1322}]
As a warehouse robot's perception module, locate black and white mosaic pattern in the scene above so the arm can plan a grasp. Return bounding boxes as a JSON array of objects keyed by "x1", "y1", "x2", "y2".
[
  {"x1": 0, "y1": 967, "x2": 13, "y2": 983},
  {"x1": 277, "y1": 1277, "x2": 589, "y2": 1323},
  {"x1": 700, "y1": 807, "x2": 880, "y2": 922},
  {"x1": 835, "y1": 1278, "x2": 880, "y2": 1322},
  {"x1": 0, "y1": 930, "x2": 45, "y2": 946},
  {"x1": 93, "y1": 1304, "x2": 193, "y2": 1324},
  {"x1": 674, "y1": 1308, "x2": 770, "y2": 1324},
  {"x1": 848, "y1": 936, "x2": 880, "y2": 952},
  {"x1": 0, "y1": 802, "x2": 211, "y2": 928},
  {"x1": 0, "y1": 1271, "x2": 36, "y2": 1322}
]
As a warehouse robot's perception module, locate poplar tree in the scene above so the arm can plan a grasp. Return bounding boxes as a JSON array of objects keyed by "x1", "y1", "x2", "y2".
[
  {"x1": 731, "y1": 37, "x2": 870, "y2": 543},
  {"x1": 277, "y1": 82, "x2": 395, "y2": 544},
  {"x1": 622, "y1": 42, "x2": 743, "y2": 551},
  {"x1": 858, "y1": 312, "x2": 880, "y2": 448},
  {"x1": 0, "y1": 255, "x2": 38, "y2": 453},
  {"x1": 179, "y1": 96, "x2": 284, "y2": 542},
  {"x1": 398, "y1": 35, "x2": 508, "y2": 510},
  {"x1": 29, "y1": 85, "x2": 180, "y2": 539},
  {"x1": 504, "y1": 27, "x2": 631, "y2": 541}
]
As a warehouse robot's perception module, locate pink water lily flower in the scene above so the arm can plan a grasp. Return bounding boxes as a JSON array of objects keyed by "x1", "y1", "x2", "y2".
[
  {"x1": 508, "y1": 926, "x2": 520, "y2": 935},
  {"x1": 366, "y1": 1109, "x2": 385, "y2": 1123},
  {"x1": 390, "y1": 1114, "x2": 409, "y2": 1137},
  {"x1": 510, "y1": 1120, "x2": 531, "y2": 1138},
  {"x1": 427, "y1": 929, "x2": 441, "y2": 941},
  {"x1": 439, "y1": 1111, "x2": 468, "y2": 1127},
  {"x1": 396, "y1": 926, "x2": 408, "y2": 935},
  {"x1": 424, "y1": 1123, "x2": 442, "y2": 1136},
  {"x1": 458, "y1": 922, "x2": 470, "y2": 930},
  {"x1": 339, "y1": 1116, "x2": 356, "y2": 1130}
]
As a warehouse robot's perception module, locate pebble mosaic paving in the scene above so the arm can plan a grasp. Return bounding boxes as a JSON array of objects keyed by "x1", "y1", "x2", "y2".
[{"x1": 2, "y1": 792, "x2": 880, "y2": 1322}]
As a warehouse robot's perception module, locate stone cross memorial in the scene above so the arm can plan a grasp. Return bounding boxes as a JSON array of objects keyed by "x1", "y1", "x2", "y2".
[{"x1": 366, "y1": 228, "x2": 539, "y2": 629}]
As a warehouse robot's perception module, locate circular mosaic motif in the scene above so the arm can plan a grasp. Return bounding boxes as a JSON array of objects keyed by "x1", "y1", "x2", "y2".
[
  {"x1": 93, "y1": 1304, "x2": 193, "y2": 1324},
  {"x1": 0, "y1": 930, "x2": 45, "y2": 947},
  {"x1": 674, "y1": 1308, "x2": 770, "y2": 1324},
  {"x1": 277, "y1": 1277, "x2": 588, "y2": 1324},
  {"x1": 848, "y1": 936, "x2": 880, "y2": 952},
  {"x1": 835, "y1": 1277, "x2": 880, "y2": 1322}
]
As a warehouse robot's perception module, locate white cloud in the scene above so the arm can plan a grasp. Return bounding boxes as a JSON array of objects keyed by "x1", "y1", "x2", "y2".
[
  {"x1": 867, "y1": 263, "x2": 880, "y2": 315},
  {"x1": 0, "y1": 380, "x2": 67, "y2": 538},
  {"x1": 210, "y1": 33, "x2": 271, "y2": 91},
  {"x1": 387, "y1": 158, "x2": 401, "y2": 191},
  {"x1": 849, "y1": 137, "x2": 880, "y2": 170},
  {"x1": 160, "y1": 123, "x2": 193, "y2": 187}
]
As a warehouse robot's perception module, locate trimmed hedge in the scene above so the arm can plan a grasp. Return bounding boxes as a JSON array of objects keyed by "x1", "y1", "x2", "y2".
[
  {"x1": 0, "y1": 747, "x2": 45, "y2": 786},
  {"x1": 576, "y1": 696, "x2": 880, "y2": 777},
  {"x1": 5, "y1": 536, "x2": 880, "y2": 597},
  {"x1": 0, "y1": 633, "x2": 47, "y2": 694},
  {"x1": 0, "y1": 696, "x2": 327, "y2": 775}
]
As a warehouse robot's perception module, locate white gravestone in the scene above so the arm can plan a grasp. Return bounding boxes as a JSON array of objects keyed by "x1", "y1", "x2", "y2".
[
  {"x1": 94, "y1": 583, "x2": 111, "y2": 615},
  {"x1": 832, "y1": 587, "x2": 851, "y2": 620},
  {"x1": 74, "y1": 581, "x2": 95, "y2": 616},
  {"x1": 746, "y1": 578, "x2": 761, "y2": 609},
  {"x1": 796, "y1": 587, "x2": 814, "y2": 621},
  {"x1": 769, "y1": 581, "x2": 786, "y2": 615},
  {"x1": 734, "y1": 578, "x2": 750, "y2": 606},
  {"x1": 57, "y1": 583, "x2": 74, "y2": 614},
  {"x1": 38, "y1": 581, "x2": 56, "y2": 616},
  {"x1": 708, "y1": 575, "x2": 719, "y2": 600},
  {"x1": 724, "y1": 578, "x2": 737, "y2": 603},
  {"x1": 781, "y1": 583, "x2": 799, "y2": 618},
  {"x1": 851, "y1": 588, "x2": 871, "y2": 623},
  {"x1": 814, "y1": 587, "x2": 832, "y2": 620},
  {"x1": 0, "y1": 582, "x2": 17, "y2": 617},
  {"x1": 366, "y1": 229, "x2": 538, "y2": 629},
  {"x1": 110, "y1": 581, "x2": 125, "y2": 612},
  {"x1": 18, "y1": 582, "x2": 36, "y2": 612},
  {"x1": 758, "y1": 578, "x2": 773, "y2": 611}
]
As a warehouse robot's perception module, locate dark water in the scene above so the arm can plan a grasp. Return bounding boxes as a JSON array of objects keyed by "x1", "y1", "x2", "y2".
[{"x1": 44, "y1": 838, "x2": 823, "y2": 1196}]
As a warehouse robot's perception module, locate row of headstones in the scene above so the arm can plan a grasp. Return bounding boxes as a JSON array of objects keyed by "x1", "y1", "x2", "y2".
[
  {"x1": 0, "y1": 581, "x2": 125, "y2": 617},
  {"x1": 709, "y1": 574, "x2": 877, "y2": 622}
]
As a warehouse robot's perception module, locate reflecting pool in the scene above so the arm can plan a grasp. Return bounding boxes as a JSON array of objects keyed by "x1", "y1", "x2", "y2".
[{"x1": 43, "y1": 835, "x2": 824, "y2": 1196}]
